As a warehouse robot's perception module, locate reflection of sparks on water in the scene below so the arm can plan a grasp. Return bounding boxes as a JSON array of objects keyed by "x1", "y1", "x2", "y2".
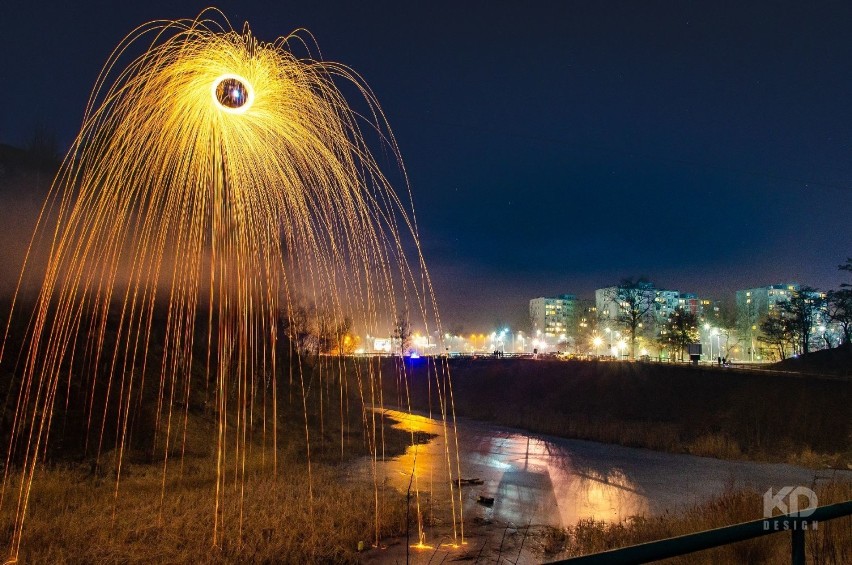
[
  {"x1": 389, "y1": 411, "x2": 441, "y2": 547},
  {"x1": 375, "y1": 410, "x2": 649, "y2": 530},
  {"x1": 0, "y1": 8, "x2": 462, "y2": 561}
]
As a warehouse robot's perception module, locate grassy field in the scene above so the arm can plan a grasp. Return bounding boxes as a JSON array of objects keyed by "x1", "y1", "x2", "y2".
[
  {"x1": 392, "y1": 357, "x2": 852, "y2": 468},
  {"x1": 2, "y1": 456, "x2": 407, "y2": 564},
  {"x1": 540, "y1": 480, "x2": 852, "y2": 564},
  {"x1": 772, "y1": 343, "x2": 852, "y2": 377},
  {"x1": 0, "y1": 346, "x2": 422, "y2": 563}
]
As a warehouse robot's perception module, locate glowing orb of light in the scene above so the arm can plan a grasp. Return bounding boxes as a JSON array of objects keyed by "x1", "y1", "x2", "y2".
[{"x1": 212, "y1": 74, "x2": 253, "y2": 112}]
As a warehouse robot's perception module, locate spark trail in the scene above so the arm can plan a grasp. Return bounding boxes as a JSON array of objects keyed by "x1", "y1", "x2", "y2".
[{"x1": 1, "y1": 10, "x2": 462, "y2": 561}]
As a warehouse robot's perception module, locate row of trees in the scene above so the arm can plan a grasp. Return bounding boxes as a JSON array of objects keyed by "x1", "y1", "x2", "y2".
[
  {"x1": 828, "y1": 258, "x2": 852, "y2": 344},
  {"x1": 280, "y1": 304, "x2": 357, "y2": 357},
  {"x1": 604, "y1": 278, "x2": 713, "y2": 362},
  {"x1": 602, "y1": 278, "x2": 704, "y2": 361},
  {"x1": 280, "y1": 303, "x2": 414, "y2": 358},
  {"x1": 283, "y1": 258, "x2": 852, "y2": 361},
  {"x1": 601, "y1": 258, "x2": 852, "y2": 363},
  {"x1": 758, "y1": 258, "x2": 852, "y2": 360}
]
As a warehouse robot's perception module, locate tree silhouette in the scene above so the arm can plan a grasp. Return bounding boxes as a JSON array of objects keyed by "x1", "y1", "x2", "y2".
[
  {"x1": 779, "y1": 286, "x2": 825, "y2": 356},
  {"x1": 660, "y1": 309, "x2": 699, "y2": 362},
  {"x1": 828, "y1": 258, "x2": 852, "y2": 345},
  {"x1": 759, "y1": 312, "x2": 794, "y2": 360},
  {"x1": 606, "y1": 278, "x2": 655, "y2": 360},
  {"x1": 392, "y1": 311, "x2": 412, "y2": 355}
]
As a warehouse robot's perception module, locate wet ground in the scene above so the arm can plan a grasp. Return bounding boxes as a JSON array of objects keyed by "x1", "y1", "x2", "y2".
[{"x1": 353, "y1": 409, "x2": 850, "y2": 564}]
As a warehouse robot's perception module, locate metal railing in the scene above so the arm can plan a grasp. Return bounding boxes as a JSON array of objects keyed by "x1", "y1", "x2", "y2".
[{"x1": 549, "y1": 500, "x2": 852, "y2": 565}]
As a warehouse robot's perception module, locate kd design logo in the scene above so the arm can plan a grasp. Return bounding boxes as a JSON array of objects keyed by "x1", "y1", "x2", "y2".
[{"x1": 763, "y1": 486, "x2": 818, "y2": 518}]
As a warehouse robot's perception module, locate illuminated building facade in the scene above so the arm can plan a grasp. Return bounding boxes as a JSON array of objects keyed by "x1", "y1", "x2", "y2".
[
  {"x1": 736, "y1": 283, "x2": 799, "y2": 360},
  {"x1": 530, "y1": 294, "x2": 577, "y2": 338}
]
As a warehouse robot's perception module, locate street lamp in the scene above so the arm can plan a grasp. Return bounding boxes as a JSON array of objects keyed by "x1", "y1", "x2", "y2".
[
  {"x1": 535, "y1": 329, "x2": 544, "y2": 353},
  {"x1": 714, "y1": 329, "x2": 723, "y2": 361},
  {"x1": 592, "y1": 336, "x2": 603, "y2": 357},
  {"x1": 709, "y1": 328, "x2": 719, "y2": 362},
  {"x1": 704, "y1": 326, "x2": 712, "y2": 362}
]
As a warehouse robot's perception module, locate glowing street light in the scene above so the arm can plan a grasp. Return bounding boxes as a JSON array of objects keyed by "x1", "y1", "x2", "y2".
[
  {"x1": 592, "y1": 336, "x2": 603, "y2": 357},
  {"x1": 706, "y1": 326, "x2": 715, "y2": 361},
  {"x1": 712, "y1": 328, "x2": 724, "y2": 361}
]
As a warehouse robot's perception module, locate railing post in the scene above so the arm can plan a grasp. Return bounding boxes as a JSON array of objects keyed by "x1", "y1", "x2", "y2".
[{"x1": 790, "y1": 528, "x2": 805, "y2": 565}]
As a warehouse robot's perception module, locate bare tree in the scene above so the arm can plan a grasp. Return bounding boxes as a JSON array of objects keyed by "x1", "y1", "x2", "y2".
[
  {"x1": 827, "y1": 258, "x2": 852, "y2": 345},
  {"x1": 779, "y1": 286, "x2": 825, "y2": 356},
  {"x1": 392, "y1": 311, "x2": 412, "y2": 356},
  {"x1": 660, "y1": 309, "x2": 699, "y2": 362},
  {"x1": 315, "y1": 309, "x2": 335, "y2": 355},
  {"x1": 280, "y1": 302, "x2": 355, "y2": 357},
  {"x1": 711, "y1": 300, "x2": 742, "y2": 360},
  {"x1": 332, "y1": 316, "x2": 355, "y2": 355},
  {"x1": 281, "y1": 303, "x2": 313, "y2": 356},
  {"x1": 606, "y1": 278, "x2": 655, "y2": 360},
  {"x1": 827, "y1": 290, "x2": 852, "y2": 345},
  {"x1": 759, "y1": 312, "x2": 794, "y2": 360}
]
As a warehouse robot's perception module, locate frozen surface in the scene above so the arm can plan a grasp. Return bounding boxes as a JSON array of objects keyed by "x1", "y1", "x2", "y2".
[{"x1": 356, "y1": 409, "x2": 849, "y2": 528}]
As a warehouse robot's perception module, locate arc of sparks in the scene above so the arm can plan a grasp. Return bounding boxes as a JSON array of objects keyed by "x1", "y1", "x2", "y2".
[{"x1": 1, "y1": 9, "x2": 463, "y2": 560}]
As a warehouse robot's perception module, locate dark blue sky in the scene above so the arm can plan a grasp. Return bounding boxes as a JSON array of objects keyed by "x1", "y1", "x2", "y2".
[{"x1": 3, "y1": 1, "x2": 852, "y2": 329}]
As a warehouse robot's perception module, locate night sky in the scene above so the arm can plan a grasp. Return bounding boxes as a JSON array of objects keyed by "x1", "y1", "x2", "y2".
[{"x1": 3, "y1": 1, "x2": 852, "y2": 330}]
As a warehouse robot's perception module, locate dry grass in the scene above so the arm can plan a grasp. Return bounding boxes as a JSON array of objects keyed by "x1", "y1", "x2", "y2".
[
  {"x1": 687, "y1": 434, "x2": 743, "y2": 459},
  {"x1": 0, "y1": 353, "x2": 421, "y2": 563},
  {"x1": 394, "y1": 358, "x2": 852, "y2": 468},
  {"x1": 543, "y1": 481, "x2": 852, "y2": 564},
  {"x1": 0, "y1": 305, "x2": 436, "y2": 563},
  {"x1": 2, "y1": 451, "x2": 409, "y2": 564}
]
